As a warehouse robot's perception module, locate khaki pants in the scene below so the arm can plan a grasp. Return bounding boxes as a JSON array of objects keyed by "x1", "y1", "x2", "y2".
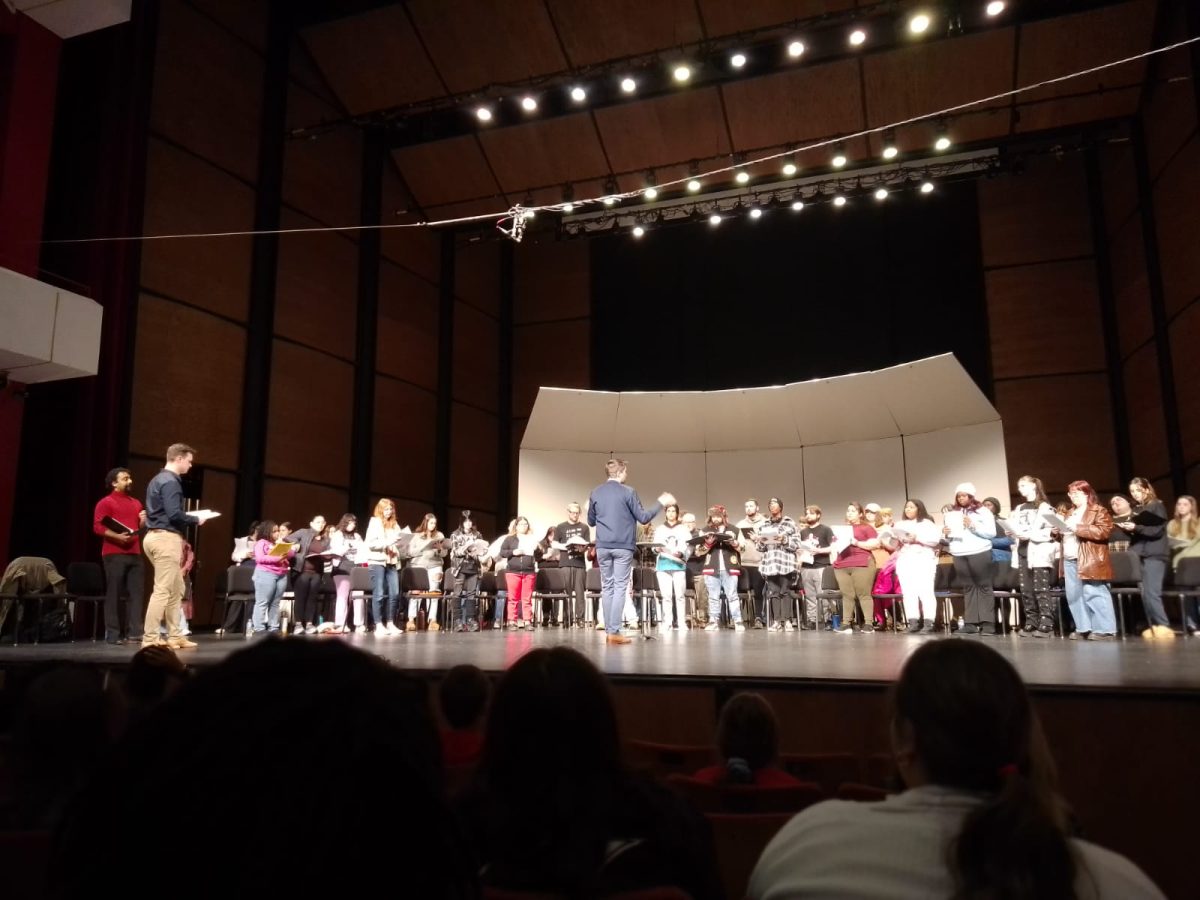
[
  {"x1": 691, "y1": 575, "x2": 709, "y2": 623},
  {"x1": 835, "y1": 563, "x2": 877, "y2": 626},
  {"x1": 143, "y1": 530, "x2": 184, "y2": 640}
]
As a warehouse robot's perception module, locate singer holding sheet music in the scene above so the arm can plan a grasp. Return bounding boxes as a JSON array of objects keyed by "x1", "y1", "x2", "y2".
[
  {"x1": 143, "y1": 442, "x2": 211, "y2": 649},
  {"x1": 93, "y1": 467, "x2": 147, "y2": 644}
]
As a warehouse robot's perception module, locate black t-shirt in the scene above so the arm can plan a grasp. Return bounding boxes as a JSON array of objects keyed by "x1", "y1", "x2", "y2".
[
  {"x1": 554, "y1": 521, "x2": 590, "y2": 569},
  {"x1": 799, "y1": 524, "x2": 834, "y2": 568}
]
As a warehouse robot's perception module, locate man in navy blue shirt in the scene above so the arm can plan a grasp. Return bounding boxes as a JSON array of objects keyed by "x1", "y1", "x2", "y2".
[
  {"x1": 143, "y1": 443, "x2": 212, "y2": 649},
  {"x1": 587, "y1": 459, "x2": 673, "y2": 644}
]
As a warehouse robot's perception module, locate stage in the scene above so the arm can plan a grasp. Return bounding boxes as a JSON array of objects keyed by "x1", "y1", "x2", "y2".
[{"x1": 3, "y1": 627, "x2": 1198, "y2": 694}]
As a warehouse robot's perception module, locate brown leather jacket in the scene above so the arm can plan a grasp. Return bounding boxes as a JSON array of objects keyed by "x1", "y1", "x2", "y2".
[{"x1": 1068, "y1": 503, "x2": 1114, "y2": 581}]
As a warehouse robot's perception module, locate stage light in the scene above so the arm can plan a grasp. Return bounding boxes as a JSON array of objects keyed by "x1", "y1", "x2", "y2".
[
  {"x1": 522, "y1": 208, "x2": 536, "y2": 220},
  {"x1": 643, "y1": 187, "x2": 658, "y2": 200},
  {"x1": 633, "y1": 225, "x2": 645, "y2": 238},
  {"x1": 931, "y1": 123, "x2": 950, "y2": 151},
  {"x1": 749, "y1": 207, "x2": 763, "y2": 219},
  {"x1": 520, "y1": 96, "x2": 537, "y2": 112},
  {"x1": 687, "y1": 179, "x2": 702, "y2": 192},
  {"x1": 731, "y1": 52, "x2": 747, "y2": 68},
  {"x1": 475, "y1": 107, "x2": 492, "y2": 122},
  {"x1": 673, "y1": 65, "x2": 691, "y2": 83},
  {"x1": 709, "y1": 214, "x2": 722, "y2": 226},
  {"x1": 874, "y1": 188, "x2": 888, "y2": 201},
  {"x1": 832, "y1": 151, "x2": 847, "y2": 168},
  {"x1": 833, "y1": 195, "x2": 847, "y2": 207},
  {"x1": 920, "y1": 180, "x2": 935, "y2": 193},
  {"x1": 787, "y1": 40, "x2": 806, "y2": 58},
  {"x1": 791, "y1": 200, "x2": 805, "y2": 211},
  {"x1": 603, "y1": 196, "x2": 617, "y2": 206},
  {"x1": 782, "y1": 161, "x2": 798, "y2": 176},
  {"x1": 570, "y1": 85, "x2": 587, "y2": 102},
  {"x1": 735, "y1": 170, "x2": 750, "y2": 185},
  {"x1": 561, "y1": 203, "x2": 573, "y2": 213},
  {"x1": 620, "y1": 77, "x2": 637, "y2": 93},
  {"x1": 882, "y1": 144, "x2": 898, "y2": 160},
  {"x1": 909, "y1": 13, "x2": 931, "y2": 34},
  {"x1": 986, "y1": 1, "x2": 1006, "y2": 16},
  {"x1": 849, "y1": 29, "x2": 867, "y2": 47}
]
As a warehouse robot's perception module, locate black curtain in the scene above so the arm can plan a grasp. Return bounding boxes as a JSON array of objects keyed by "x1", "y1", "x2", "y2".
[{"x1": 591, "y1": 180, "x2": 990, "y2": 395}]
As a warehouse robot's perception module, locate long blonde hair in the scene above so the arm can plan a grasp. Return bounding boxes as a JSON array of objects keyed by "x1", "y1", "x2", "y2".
[
  {"x1": 373, "y1": 498, "x2": 396, "y2": 527},
  {"x1": 1169, "y1": 495, "x2": 1199, "y2": 541}
]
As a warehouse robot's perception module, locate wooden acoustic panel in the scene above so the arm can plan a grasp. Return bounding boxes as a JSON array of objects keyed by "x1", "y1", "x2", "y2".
[
  {"x1": 993, "y1": 374, "x2": 1118, "y2": 493},
  {"x1": 547, "y1": 0, "x2": 704, "y2": 69},
  {"x1": 188, "y1": 468, "x2": 236, "y2": 627},
  {"x1": 1152, "y1": 136, "x2": 1200, "y2": 319},
  {"x1": 977, "y1": 155, "x2": 1092, "y2": 268},
  {"x1": 1143, "y1": 9, "x2": 1195, "y2": 180},
  {"x1": 377, "y1": 260, "x2": 440, "y2": 392},
  {"x1": 129, "y1": 294, "x2": 246, "y2": 470},
  {"x1": 150, "y1": 0, "x2": 262, "y2": 183},
  {"x1": 261, "y1": 478, "x2": 350, "y2": 528},
  {"x1": 1099, "y1": 141, "x2": 1139, "y2": 241},
  {"x1": 1108, "y1": 217, "x2": 1152, "y2": 360},
  {"x1": 1169, "y1": 302, "x2": 1200, "y2": 466},
  {"x1": 722, "y1": 59, "x2": 863, "y2": 154},
  {"x1": 450, "y1": 402, "x2": 500, "y2": 513},
  {"x1": 513, "y1": 320, "x2": 591, "y2": 419},
  {"x1": 479, "y1": 114, "x2": 611, "y2": 196},
  {"x1": 1014, "y1": 1, "x2": 1153, "y2": 134},
  {"x1": 1122, "y1": 343, "x2": 1169, "y2": 480},
  {"x1": 514, "y1": 239, "x2": 590, "y2": 324},
  {"x1": 697, "y1": 0, "x2": 857, "y2": 39},
  {"x1": 452, "y1": 301, "x2": 500, "y2": 413},
  {"x1": 392, "y1": 137, "x2": 502, "y2": 210},
  {"x1": 986, "y1": 260, "x2": 1105, "y2": 380},
  {"x1": 372, "y1": 374, "x2": 438, "y2": 501},
  {"x1": 283, "y1": 87, "x2": 362, "y2": 229},
  {"x1": 408, "y1": 0, "x2": 566, "y2": 95},
  {"x1": 274, "y1": 210, "x2": 358, "y2": 361},
  {"x1": 761, "y1": 687, "x2": 890, "y2": 756},
  {"x1": 189, "y1": 0, "x2": 268, "y2": 53},
  {"x1": 862, "y1": 30, "x2": 1013, "y2": 140},
  {"x1": 455, "y1": 240, "x2": 500, "y2": 318},
  {"x1": 264, "y1": 340, "x2": 353, "y2": 487},
  {"x1": 593, "y1": 88, "x2": 733, "y2": 174},
  {"x1": 299, "y1": 5, "x2": 446, "y2": 113},
  {"x1": 380, "y1": 168, "x2": 442, "y2": 280},
  {"x1": 610, "y1": 683, "x2": 717, "y2": 745},
  {"x1": 141, "y1": 138, "x2": 254, "y2": 322}
]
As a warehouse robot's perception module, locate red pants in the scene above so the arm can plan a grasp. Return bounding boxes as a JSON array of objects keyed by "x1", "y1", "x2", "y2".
[{"x1": 505, "y1": 572, "x2": 536, "y2": 622}]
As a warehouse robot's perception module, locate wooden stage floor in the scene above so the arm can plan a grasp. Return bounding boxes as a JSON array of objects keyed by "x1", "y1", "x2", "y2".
[{"x1": 3, "y1": 627, "x2": 1199, "y2": 693}]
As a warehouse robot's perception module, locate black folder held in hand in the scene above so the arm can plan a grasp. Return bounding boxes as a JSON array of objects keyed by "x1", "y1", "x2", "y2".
[{"x1": 102, "y1": 515, "x2": 135, "y2": 535}]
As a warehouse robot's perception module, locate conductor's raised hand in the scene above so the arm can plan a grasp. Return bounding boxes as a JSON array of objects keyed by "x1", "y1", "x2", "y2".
[{"x1": 658, "y1": 492, "x2": 676, "y2": 507}]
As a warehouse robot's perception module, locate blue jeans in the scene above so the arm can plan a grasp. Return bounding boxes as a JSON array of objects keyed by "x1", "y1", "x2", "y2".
[
  {"x1": 705, "y1": 571, "x2": 743, "y2": 624},
  {"x1": 1138, "y1": 556, "x2": 1169, "y2": 627},
  {"x1": 370, "y1": 565, "x2": 399, "y2": 627},
  {"x1": 1064, "y1": 559, "x2": 1115, "y2": 635},
  {"x1": 252, "y1": 570, "x2": 287, "y2": 632},
  {"x1": 597, "y1": 547, "x2": 635, "y2": 635}
]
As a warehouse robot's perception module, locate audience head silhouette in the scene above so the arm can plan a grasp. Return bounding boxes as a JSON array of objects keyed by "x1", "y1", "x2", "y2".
[{"x1": 54, "y1": 639, "x2": 472, "y2": 898}]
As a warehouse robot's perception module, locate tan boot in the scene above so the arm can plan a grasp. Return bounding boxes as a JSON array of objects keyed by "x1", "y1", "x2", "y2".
[
  {"x1": 428, "y1": 621, "x2": 440, "y2": 632},
  {"x1": 1152, "y1": 625, "x2": 1176, "y2": 639}
]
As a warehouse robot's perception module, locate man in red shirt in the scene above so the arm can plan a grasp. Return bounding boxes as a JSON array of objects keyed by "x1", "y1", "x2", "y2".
[{"x1": 93, "y1": 467, "x2": 147, "y2": 644}]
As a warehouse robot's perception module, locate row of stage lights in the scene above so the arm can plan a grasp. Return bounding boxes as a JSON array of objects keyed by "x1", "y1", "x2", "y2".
[
  {"x1": 472, "y1": 2, "x2": 1008, "y2": 124},
  {"x1": 548, "y1": 178, "x2": 943, "y2": 239},
  {"x1": 551, "y1": 125, "x2": 954, "y2": 213}
]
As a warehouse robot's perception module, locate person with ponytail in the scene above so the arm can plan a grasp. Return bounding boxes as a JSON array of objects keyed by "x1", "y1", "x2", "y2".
[{"x1": 748, "y1": 640, "x2": 1163, "y2": 900}]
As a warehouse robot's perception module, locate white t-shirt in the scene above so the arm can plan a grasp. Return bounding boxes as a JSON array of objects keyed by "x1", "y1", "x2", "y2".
[{"x1": 749, "y1": 786, "x2": 1163, "y2": 900}]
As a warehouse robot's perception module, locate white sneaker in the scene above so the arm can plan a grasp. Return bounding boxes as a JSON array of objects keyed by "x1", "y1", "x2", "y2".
[
  {"x1": 387, "y1": 622, "x2": 403, "y2": 635},
  {"x1": 704, "y1": 622, "x2": 720, "y2": 632},
  {"x1": 735, "y1": 622, "x2": 746, "y2": 632},
  {"x1": 784, "y1": 620, "x2": 796, "y2": 631},
  {"x1": 304, "y1": 624, "x2": 317, "y2": 634},
  {"x1": 356, "y1": 625, "x2": 369, "y2": 634}
]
